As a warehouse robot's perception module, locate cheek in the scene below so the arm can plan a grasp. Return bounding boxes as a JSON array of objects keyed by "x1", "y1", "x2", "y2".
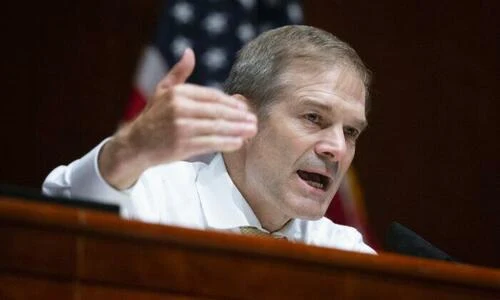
[
  {"x1": 246, "y1": 136, "x2": 292, "y2": 193},
  {"x1": 248, "y1": 116, "x2": 314, "y2": 179},
  {"x1": 246, "y1": 133, "x2": 282, "y2": 179},
  {"x1": 253, "y1": 124, "x2": 291, "y2": 161},
  {"x1": 342, "y1": 149, "x2": 355, "y2": 170}
]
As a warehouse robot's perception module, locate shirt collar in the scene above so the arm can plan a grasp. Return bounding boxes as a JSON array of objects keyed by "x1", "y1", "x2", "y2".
[
  {"x1": 196, "y1": 153, "x2": 263, "y2": 230},
  {"x1": 195, "y1": 153, "x2": 304, "y2": 240}
]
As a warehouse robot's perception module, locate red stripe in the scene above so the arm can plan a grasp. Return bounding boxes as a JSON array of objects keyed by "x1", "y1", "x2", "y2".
[
  {"x1": 123, "y1": 87, "x2": 147, "y2": 121},
  {"x1": 326, "y1": 193, "x2": 347, "y2": 225}
]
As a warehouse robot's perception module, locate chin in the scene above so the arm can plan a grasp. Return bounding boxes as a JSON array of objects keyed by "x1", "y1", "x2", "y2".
[{"x1": 297, "y1": 213, "x2": 324, "y2": 221}]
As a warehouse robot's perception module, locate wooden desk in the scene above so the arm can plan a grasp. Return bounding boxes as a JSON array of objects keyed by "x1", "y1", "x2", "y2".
[{"x1": 1, "y1": 196, "x2": 499, "y2": 299}]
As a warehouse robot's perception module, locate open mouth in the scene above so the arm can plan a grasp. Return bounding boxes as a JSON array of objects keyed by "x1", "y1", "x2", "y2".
[{"x1": 296, "y1": 170, "x2": 330, "y2": 191}]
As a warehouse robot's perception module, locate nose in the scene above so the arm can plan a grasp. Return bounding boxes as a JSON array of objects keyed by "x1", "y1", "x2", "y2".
[{"x1": 314, "y1": 126, "x2": 347, "y2": 162}]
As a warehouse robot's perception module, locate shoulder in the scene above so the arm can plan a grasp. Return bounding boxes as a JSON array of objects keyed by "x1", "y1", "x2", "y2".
[
  {"x1": 124, "y1": 160, "x2": 209, "y2": 224},
  {"x1": 131, "y1": 159, "x2": 208, "y2": 204}
]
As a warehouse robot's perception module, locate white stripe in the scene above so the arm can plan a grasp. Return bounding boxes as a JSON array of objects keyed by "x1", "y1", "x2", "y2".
[{"x1": 134, "y1": 45, "x2": 168, "y2": 100}]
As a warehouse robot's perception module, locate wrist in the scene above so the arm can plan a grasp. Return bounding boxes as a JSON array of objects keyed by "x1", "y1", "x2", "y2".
[{"x1": 98, "y1": 125, "x2": 150, "y2": 190}]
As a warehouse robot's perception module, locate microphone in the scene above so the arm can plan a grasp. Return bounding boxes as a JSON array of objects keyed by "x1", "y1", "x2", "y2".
[{"x1": 384, "y1": 222, "x2": 457, "y2": 262}]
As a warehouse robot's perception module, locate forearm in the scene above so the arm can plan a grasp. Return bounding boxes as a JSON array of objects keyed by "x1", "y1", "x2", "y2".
[{"x1": 44, "y1": 48, "x2": 255, "y2": 198}]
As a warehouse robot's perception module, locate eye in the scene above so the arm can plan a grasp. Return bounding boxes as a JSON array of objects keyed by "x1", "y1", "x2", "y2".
[
  {"x1": 344, "y1": 127, "x2": 360, "y2": 139},
  {"x1": 304, "y1": 113, "x2": 322, "y2": 125}
]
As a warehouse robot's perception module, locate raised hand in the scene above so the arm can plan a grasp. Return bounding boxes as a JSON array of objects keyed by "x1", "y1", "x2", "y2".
[{"x1": 99, "y1": 49, "x2": 257, "y2": 189}]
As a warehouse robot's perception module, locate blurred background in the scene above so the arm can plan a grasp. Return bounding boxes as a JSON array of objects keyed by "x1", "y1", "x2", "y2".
[{"x1": 1, "y1": 1, "x2": 498, "y2": 268}]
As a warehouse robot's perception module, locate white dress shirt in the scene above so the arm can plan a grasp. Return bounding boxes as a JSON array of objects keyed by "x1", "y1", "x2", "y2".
[{"x1": 43, "y1": 140, "x2": 375, "y2": 254}]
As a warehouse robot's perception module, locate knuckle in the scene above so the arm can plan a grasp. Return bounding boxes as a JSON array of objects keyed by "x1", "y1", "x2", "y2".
[
  {"x1": 209, "y1": 104, "x2": 221, "y2": 118},
  {"x1": 169, "y1": 97, "x2": 184, "y2": 115},
  {"x1": 210, "y1": 89, "x2": 222, "y2": 102},
  {"x1": 156, "y1": 88, "x2": 176, "y2": 105},
  {"x1": 155, "y1": 80, "x2": 167, "y2": 92},
  {"x1": 172, "y1": 118, "x2": 185, "y2": 133},
  {"x1": 171, "y1": 122, "x2": 190, "y2": 144},
  {"x1": 205, "y1": 87, "x2": 224, "y2": 103},
  {"x1": 217, "y1": 105, "x2": 226, "y2": 118},
  {"x1": 155, "y1": 88, "x2": 169, "y2": 100},
  {"x1": 166, "y1": 85, "x2": 183, "y2": 100},
  {"x1": 172, "y1": 85, "x2": 183, "y2": 94},
  {"x1": 214, "y1": 119, "x2": 225, "y2": 133}
]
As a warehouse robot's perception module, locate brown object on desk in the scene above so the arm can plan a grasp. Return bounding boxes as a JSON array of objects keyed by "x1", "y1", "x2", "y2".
[{"x1": 0, "y1": 195, "x2": 499, "y2": 299}]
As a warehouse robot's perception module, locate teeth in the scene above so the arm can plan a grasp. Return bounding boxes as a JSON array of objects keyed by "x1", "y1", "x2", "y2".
[{"x1": 306, "y1": 180, "x2": 324, "y2": 189}]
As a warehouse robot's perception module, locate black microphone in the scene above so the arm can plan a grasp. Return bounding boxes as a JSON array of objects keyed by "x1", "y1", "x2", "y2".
[{"x1": 384, "y1": 222, "x2": 457, "y2": 262}]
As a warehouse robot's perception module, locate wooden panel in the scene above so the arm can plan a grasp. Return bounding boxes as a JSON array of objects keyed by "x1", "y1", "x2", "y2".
[
  {"x1": 0, "y1": 274, "x2": 73, "y2": 300},
  {"x1": 79, "y1": 235, "x2": 500, "y2": 300},
  {"x1": 80, "y1": 284, "x2": 207, "y2": 300},
  {"x1": 0, "y1": 226, "x2": 77, "y2": 277},
  {"x1": 0, "y1": 274, "x2": 206, "y2": 300},
  {"x1": 1, "y1": 197, "x2": 499, "y2": 299}
]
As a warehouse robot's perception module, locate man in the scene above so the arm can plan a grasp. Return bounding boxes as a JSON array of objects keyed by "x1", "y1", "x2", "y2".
[{"x1": 43, "y1": 25, "x2": 374, "y2": 254}]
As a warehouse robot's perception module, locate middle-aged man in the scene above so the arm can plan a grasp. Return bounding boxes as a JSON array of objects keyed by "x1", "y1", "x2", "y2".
[{"x1": 43, "y1": 25, "x2": 375, "y2": 254}]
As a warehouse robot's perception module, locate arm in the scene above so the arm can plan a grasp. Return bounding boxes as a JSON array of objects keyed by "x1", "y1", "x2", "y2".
[
  {"x1": 43, "y1": 48, "x2": 257, "y2": 196},
  {"x1": 100, "y1": 48, "x2": 256, "y2": 190}
]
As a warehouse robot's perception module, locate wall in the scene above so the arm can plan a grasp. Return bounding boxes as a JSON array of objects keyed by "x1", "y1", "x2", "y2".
[
  {"x1": 1, "y1": 1, "x2": 161, "y2": 187},
  {"x1": 303, "y1": 0, "x2": 499, "y2": 267}
]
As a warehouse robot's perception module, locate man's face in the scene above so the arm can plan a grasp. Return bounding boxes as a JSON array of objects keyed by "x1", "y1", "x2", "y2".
[{"x1": 242, "y1": 65, "x2": 367, "y2": 221}]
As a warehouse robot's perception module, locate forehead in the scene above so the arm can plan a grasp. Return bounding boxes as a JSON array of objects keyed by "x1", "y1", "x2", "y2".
[{"x1": 277, "y1": 64, "x2": 367, "y2": 111}]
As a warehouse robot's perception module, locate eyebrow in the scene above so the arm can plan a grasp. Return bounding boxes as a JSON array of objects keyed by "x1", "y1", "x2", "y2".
[{"x1": 297, "y1": 98, "x2": 368, "y2": 131}]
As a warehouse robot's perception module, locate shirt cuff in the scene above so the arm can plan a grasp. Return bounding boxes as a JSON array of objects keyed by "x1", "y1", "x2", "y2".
[{"x1": 69, "y1": 138, "x2": 134, "y2": 211}]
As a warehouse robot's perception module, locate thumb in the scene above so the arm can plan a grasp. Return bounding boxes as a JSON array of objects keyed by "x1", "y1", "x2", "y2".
[{"x1": 158, "y1": 48, "x2": 195, "y2": 89}]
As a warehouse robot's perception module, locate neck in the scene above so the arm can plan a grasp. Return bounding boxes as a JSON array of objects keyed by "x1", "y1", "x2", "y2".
[{"x1": 223, "y1": 152, "x2": 290, "y2": 232}]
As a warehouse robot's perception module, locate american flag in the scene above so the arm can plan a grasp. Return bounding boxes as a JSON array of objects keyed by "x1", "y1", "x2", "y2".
[
  {"x1": 122, "y1": 0, "x2": 378, "y2": 249},
  {"x1": 123, "y1": 0, "x2": 303, "y2": 120}
]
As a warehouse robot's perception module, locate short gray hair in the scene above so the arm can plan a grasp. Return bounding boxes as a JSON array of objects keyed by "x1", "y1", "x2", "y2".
[{"x1": 223, "y1": 25, "x2": 371, "y2": 116}]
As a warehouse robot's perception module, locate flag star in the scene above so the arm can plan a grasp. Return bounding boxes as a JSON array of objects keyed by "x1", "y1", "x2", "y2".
[
  {"x1": 171, "y1": 2, "x2": 194, "y2": 24},
  {"x1": 238, "y1": 0, "x2": 256, "y2": 11},
  {"x1": 237, "y1": 23, "x2": 256, "y2": 42},
  {"x1": 203, "y1": 12, "x2": 228, "y2": 35},
  {"x1": 202, "y1": 48, "x2": 227, "y2": 70},
  {"x1": 171, "y1": 36, "x2": 193, "y2": 58},
  {"x1": 287, "y1": 3, "x2": 303, "y2": 24}
]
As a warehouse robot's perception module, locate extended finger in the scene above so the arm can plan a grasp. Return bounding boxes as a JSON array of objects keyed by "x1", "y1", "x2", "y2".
[
  {"x1": 158, "y1": 48, "x2": 196, "y2": 89},
  {"x1": 175, "y1": 118, "x2": 257, "y2": 138},
  {"x1": 174, "y1": 84, "x2": 249, "y2": 110},
  {"x1": 175, "y1": 97, "x2": 257, "y2": 122}
]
